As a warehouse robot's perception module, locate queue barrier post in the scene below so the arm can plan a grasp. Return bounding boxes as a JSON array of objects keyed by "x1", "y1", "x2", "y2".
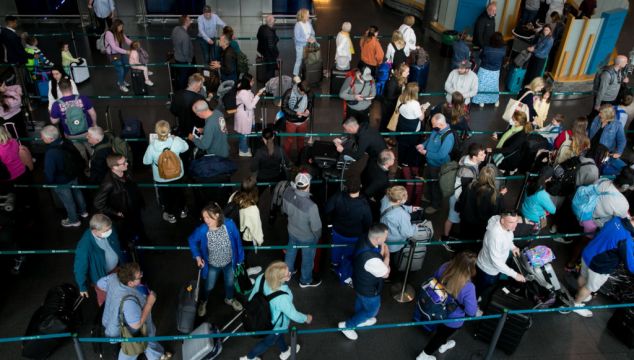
[
  {"x1": 72, "y1": 336, "x2": 86, "y2": 360},
  {"x1": 484, "y1": 310, "x2": 508, "y2": 360},
  {"x1": 392, "y1": 238, "x2": 417, "y2": 303},
  {"x1": 290, "y1": 326, "x2": 298, "y2": 360},
  {"x1": 166, "y1": 61, "x2": 174, "y2": 102},
  {"x1": 277, "y1": 58, "x2": 283, "y2": 108}
]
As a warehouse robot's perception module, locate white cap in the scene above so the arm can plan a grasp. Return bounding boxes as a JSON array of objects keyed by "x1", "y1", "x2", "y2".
[{"x1": 294, "y1": 172, "x2": 312, "y2": 187}]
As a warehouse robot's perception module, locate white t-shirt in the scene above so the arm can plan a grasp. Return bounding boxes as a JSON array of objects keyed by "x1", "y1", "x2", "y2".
[
  {"x1": 399, "y1": 100, "x2": 423, "y2": 119},
  {"x1": 364, "y1": 257, "x2": 389, "y2": 278}
]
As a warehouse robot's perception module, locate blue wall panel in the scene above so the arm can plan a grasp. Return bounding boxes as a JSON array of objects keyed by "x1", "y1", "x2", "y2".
[
  {"x1": 454, "y1": 0, "x2": 488, "y2": 33},
  {"x1": 587, "y1": 9, "x2": 627, "y2": 74}
]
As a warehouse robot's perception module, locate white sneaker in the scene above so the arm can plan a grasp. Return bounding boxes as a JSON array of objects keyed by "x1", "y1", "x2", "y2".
[
  {"x1": 416, "y1": 351, "x2": 436, "y2": 360},
  {"x1": 119, "y1": 85, "x2": 129, "y2": 93},
  {"x1": 572, "y1": 303, "x2": 593, "y2": 317},
  {"x1": 145, "y1": 80, "x2": 154, "y2": 86},
  {"x1": 582, "y1": 294, "x2": 593, "y2": 303},
  {"x1": 162, "y1": 212, "x2": 176, "y2": 224},
  {"x1": 438, "y1": 340, "x2": 456, "y2": 354},
  {"x1": 247, "y1": 266, "x2": 262, "y2": 276},
  {"x1": 550, "y1": 224, "x2": 557, "y2": 234},
  {"x1": 358, "y1": 317, "x2": 377, "y2": 327},
  {"x1": 239, "y1": 357, "x2": 261, "y2": 360},
  {"x1": 338, "y1": 321, "x2": 358, "y2": 340},
  {"x1": 197, "y1": 301, "x2": 207, "y2": 317},
  {"x1": 494, "y1": 101, "x2": 500, "y2": 107},
  {"x1": 239, "y1": 150, "x2": 253, "y2": 157},
  {"x1": 148, "y1": 71, "x2": 154, "y2": 76},
  {"x1": 225, "y1": 298, "x2": 243, "y2": 311},
  {"x1": 479, "y1": 103, "x2": 484, "y2": 108},
  {"x1": 293, "y1": 75, "x2": 301, "y2": 84},
  {"x1": 476, "y1": 309, "x2": 483, "y2": 317},
  {"x1": 279, "y1": 344, "x2": 300, "y2": 360},
  {"x1": 61, "y1": 218, "x2": 81, "y2": 227},
  {"x1": 123, "y1": 81, "x2": 131, "y2": 87}
]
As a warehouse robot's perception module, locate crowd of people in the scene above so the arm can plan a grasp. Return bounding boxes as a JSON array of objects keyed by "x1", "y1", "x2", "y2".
[{"x1": 1, "y1": 1, "x2": 634, "y2": 360}]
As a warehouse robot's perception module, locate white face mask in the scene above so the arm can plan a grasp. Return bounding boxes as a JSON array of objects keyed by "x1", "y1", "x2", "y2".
[{"x1": 101, "y1": 229, "x2": 113, "y2": 238}]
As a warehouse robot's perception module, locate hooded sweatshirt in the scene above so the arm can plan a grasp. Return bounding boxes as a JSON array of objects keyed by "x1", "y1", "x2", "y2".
[
  {"x1": 142, "y1": 135, "x2": 189, "y2": 182},
  {"x1": 593, "y1": 180, "x2": 630, "y2": 227},
  {"x1": 339, "y1": 76, "x2": 376, "y2": 111},
  {"x1": 444, "y1": 69, "x2": 478, "y2": 104},
  {"x1": 477, "y1": 215, "x2": 518, "y2": 278}
]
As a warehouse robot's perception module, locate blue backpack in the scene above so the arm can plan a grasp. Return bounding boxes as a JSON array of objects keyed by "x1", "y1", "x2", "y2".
[
  {"x1": 572, "y1": 179, "x2": 613, "y2": 222},
  {"x1": 375, "y1": 62, "x2": 391, "y2": 96},
  {"x1": 413, "y1": 277, "x2": 460, "y2": 332}
]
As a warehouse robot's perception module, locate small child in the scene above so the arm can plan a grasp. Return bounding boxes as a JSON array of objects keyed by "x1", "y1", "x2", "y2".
[
  {"x1": 533, "y1": 87, "x2": 552, "y2": 128},
  {"x1": 129, "y1": 41, "x2": 153, "y2": 86},
  {"x1": 535, "y1": 113, "x2": 563, "y2": 147},
  {"x1": 60, "y1": 41, "x2": 80, "y2": 75},
  {"x1": 24, "y1": 36, "x2": 54, "y2": 77}
]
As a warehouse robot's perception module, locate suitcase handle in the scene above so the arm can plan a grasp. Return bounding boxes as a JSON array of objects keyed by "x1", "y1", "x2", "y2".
[{"x1": 194, "y1": 269, "x2": 201, "y2": 303}]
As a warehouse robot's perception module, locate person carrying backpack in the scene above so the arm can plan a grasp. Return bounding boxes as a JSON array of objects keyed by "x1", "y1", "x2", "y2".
[
  {"x1": 142, "y1": 120, "x2": 189, "y2": 224},
  {"x1": 415, "y1": 251, "x2": 478, "y2": 360},
  {"x1": 49, "y1": 78, "x2": 96, "y2": 162},
  {"x1": 591, "y1": 55, "x2": 630, "y2": 120},
  {"x1": 240, "y1": 261, "x2": 312, "y2": 360}
]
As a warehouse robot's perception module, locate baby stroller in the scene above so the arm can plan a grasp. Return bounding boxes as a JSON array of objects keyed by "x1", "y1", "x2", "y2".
[{"x1": 512, "y1": 245, "x2": 575, "y2": 309}]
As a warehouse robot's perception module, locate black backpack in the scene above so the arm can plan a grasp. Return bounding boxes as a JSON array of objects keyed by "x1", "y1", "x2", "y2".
[
  {"x1": 440, "y1": 129, "x2": 464, "y2": 161},
  {"x1": 224, "y1": 197, "x2": 241, "y2": 230},
  {"x1": 242, "y1": 276, "x2": 287, "y2": 336},
  {"x1": 546, "y1": 156, "x2": 595, "y2": 196}
]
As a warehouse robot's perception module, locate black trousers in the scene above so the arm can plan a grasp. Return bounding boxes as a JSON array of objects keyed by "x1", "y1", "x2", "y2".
[
  {"x1": 156, "y1": 179, "x2": 186, "y2": 215},
  {"x1": 346, "y1": 107, "x2": 370, "y2": 125},
  {"x1": 424, "y1": 325, "x2": 458, "y2": 355},
  {"x1": 423, "y1": 166, "x2": 441, "y2": 209}
]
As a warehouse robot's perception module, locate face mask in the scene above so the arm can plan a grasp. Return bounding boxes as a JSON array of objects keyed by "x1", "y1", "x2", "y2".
[
  {"x1": 101, "y1": 229, "x2": 113, "y2": 238},
  {"x1": 432, "y1": 127, "x2": 440, "y2": 132}
]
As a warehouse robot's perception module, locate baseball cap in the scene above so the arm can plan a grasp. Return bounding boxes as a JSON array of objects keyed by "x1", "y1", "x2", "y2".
[
  {"x1": 295, "y1": 172, "x2": 312, "y2": 187},
  {"x1": 361, "y1": 67, "x2": 373, "y2": 81}
]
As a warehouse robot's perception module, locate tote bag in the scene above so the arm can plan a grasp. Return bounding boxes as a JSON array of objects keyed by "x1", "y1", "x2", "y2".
[{"x1": 502, "y1": 91, "x2": 532, "y2": 122}]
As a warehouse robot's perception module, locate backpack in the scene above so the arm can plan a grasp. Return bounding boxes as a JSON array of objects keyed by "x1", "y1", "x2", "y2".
[
  {"x1": 390, "y1": 42, "x2": 407, "y2": 68},
  {"x1": 546, "y1": 156, "x2": 594, "y2": 196},
  {"x1": 554, "y1": 132, "x2": 574, "y2": 165},
  {"x1": 58, "y1": 96, "x2": 89, "y2": 135},
  {"x1": 237, "y1": 51, "x2": 249, "y2": 76},
  {"x1": 439, "y1": 161, "x2": 477, "y2": 198},
  {"x1": 413, "y1": 277, "x2": 460, "y2": 332},
  {"x1": 593, "y1": 66, "x2": 617, "y2": 94},
  {"x1": 375, "y1": 62, "x2": 392, "y2": 96},
  {"x1": 242, "y1": 276, "x2": 287, "y2": 336},
  {"x1": 440, "y1": 129, "x2": 463, "y2": 161},
  {"x1": 224, "y1": 197, "x2": 241, "y2": 230},
  {"x1": 572, "y1": 179, "x2": 613, "y2": 222},
  {"x1": 96, "y1": 32, "x2": 107, "y2": 54},
  {"x1": 157, "y1": 140, "x2": 181, "y2": 180},
  {"x1": 270, "y1": 180, "x2": 291, "y2": 214}
]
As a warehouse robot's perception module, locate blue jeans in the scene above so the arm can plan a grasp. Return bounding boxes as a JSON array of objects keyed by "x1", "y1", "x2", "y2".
[
  {"x1": 475, "y1": 264, "x2": 500, "y2": 303},
  {"x1": 345, "y1": 293, "x2": 381, "y2": 327},
  {"x1": 198, "y1": 37, "x2": 219, "y2": 65},
  {"x1": 53, "y1": 179, "x2": 86, "y2": 222},
  {"x1": 204, "y1": 262, "x2": 235, "y2": 300},
  {"x1": 220, "y1": 71, "x2": 238, "y2": 83},
  {"x1": 239, "y1": 135, "x2": 249, "y2": 153},
  {"x1": 284, "y1": 234, "x2": 317, "y2": 284},
  {"x1": 331, "y1": 230, "x2": 358, "y2": 266},
  {"x1": 111, "y1": 55, "x2": 129, "y2": 87},
  {"x1": 293, "y1": 44, "x2": 305, "y2": 76},
  {"x1": 247, "y1": 333, "x2": 288, "y2": 359}
]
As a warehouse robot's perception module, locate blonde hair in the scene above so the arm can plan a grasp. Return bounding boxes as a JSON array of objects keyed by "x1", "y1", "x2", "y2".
[
  {"x1": 403, "y1": 15, "x2": 415, "y2": 26},
  {"x1": 599, "y1": 104, "x2": 616, "y2": 122},
  {"x1": 527, "y1": 77, "x2": 545, "y2": 92},
  {"x1": 440, "y1": 251, "x2": 477, "y2": 298},
  {"x1": 0, "y1": 126, "x2": 12, "y2": 145},
  {"x1": 265, "y1": 261, "x2": 288, "y2": 290},
  {"x1": 155, "y1": 120, "x2": 171, "y2": 141},
  {"x1": 391, "y1": 30, "x2": 405, "y2": 48},
  {"x1": 474, "y1": 166, "x2": 498, "y2": 205},
  {"x1": 296, "y1": 8, "x2": 310, "y2": 22},
  {"x1": 394, "y1": 63, "x2": 410, "y2": 87},
  {"x1": 386, "y1": 185, "x2": 408, "y2": 203},
  {"x1": 399, "y1": 82, "x2": 419, "y2": 103}
]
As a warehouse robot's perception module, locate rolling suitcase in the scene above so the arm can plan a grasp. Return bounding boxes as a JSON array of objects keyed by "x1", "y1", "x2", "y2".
[
  {"x1": 474, "y1": 285, "x2": 532, "y2": 355},
  {"x1": 176, "y1": 269, "x2": 201, "y2": 334},
  {"x1": 408, "y1": 63, "x2": 430, "y2": 91},
  {"x1": 130, "y1": 69, "x2": 147, "y2": 96},
  {"x1": 182, "y1": 322, "x2": 223, "y2": 360},
  {"x1": 330, "y1": 68, "x2": 349, "y2": 95},
  {"x1": 506, "y1": 67, "x2": 527, "y2": 93},
  {"x1": 302, "y1": 59, "x2": 323, "y2": 88},
  {"x1": 70, "y1": 58, "x2": 90, "y2": 84},
  {"x1": 36, "y1": 72, "x2": 49, "y2": 103},
  {"x1": 608, "y1": 308, "x2": 634, "y2": 348},
  {"x1": 398, "y1": 220, "x2": 433, "y2": 272}
]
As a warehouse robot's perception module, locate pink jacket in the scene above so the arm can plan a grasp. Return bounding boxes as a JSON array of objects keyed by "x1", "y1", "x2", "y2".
[
  {"x1": 105, "y1": 31, "x2": 132, "y2": 55},
  {"x1": 0, "y1": 85, "x2": 22, "y2": 120},
  {"x1": 234, "y1": 89, "x2": 261, "y2": 135},
  {"x1": 129, "y1": 49, "x2": 145, "y2": 70},
  {"x1": 0, "y1": 139, "x2": 25, "y2": 180}
]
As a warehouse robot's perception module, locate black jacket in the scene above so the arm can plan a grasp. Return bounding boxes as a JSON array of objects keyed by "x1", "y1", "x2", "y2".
[
  {"x1": 250, "y1": 144, "x2": 287, "y2": 181},
  {"x1": 362, "y1": 159, "x2": 390, "y2": 201},
  {"x1": 256, "y1": 24, "x2": 279, "y2": 60},
  {"x1": 170, "y1": 89, "x2": 205, "y2": 137},
  {"x1": 220, "y1": 46, "x2": 237, "y2": 78},
  {"x1": 325, "y1": 191, "x2": 372, "y2": 238},
  {"x1": 282, "y1": 87, "x2": 313, "y2": 123},
  {"x1": 94, "y1": 171, "x2": 143, "y2": 219},
  {"x1": 494, "y1": 130, "x2": 528, "y2": 171},
  {"x1": 473, "y1": 11, "x2": 496, "y2": 48},
  {"x1": 89, "y1": 139, "x2": 113, "y2": 184},
  {"x1": 457, "y1": 184, "x2": 503, "y2": 239},
  {"x1": 342, "y1": 122, "x2": 387, "y2": 161},
  {"x1": 0, "y1": 27, "x2": 27, "y2": 64}
]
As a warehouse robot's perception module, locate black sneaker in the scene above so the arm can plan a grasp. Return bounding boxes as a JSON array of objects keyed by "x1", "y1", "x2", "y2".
[{"x1": 299, "y1": 279, "x2": 322, "y2": 288}]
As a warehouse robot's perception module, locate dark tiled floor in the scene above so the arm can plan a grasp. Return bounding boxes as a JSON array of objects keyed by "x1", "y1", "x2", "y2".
[{"x1": 1, "y1": 1, "x2": 634, "y2": 359}]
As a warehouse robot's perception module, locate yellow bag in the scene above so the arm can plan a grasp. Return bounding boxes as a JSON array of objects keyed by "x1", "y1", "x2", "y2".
[
  {"x1": 387, "y1": 102, "x2": 402, "y2": 132},
  {"x1": 119, "y1": 295, "x2": 148, "y2": 356}
]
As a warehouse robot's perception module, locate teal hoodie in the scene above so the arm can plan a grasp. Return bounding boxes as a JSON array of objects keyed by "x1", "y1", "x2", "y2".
[{"x1": 249, "y1": 274, "x2": 308, "y2": 330}]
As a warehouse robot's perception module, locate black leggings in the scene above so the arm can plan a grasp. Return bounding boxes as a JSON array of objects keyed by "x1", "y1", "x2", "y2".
[{"x1": 424, "y1": 325, "x2": 458, "y2": 355}]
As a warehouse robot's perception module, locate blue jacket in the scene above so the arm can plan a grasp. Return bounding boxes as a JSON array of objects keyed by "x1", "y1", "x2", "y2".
[
  {"x1": 582, "y1": 217, "x2": 634, "y2": 275},
  {"x1": 521, "y1": 189, "x2": 556, "y2": 223},
  {"x1": 294, "y1": 21, "x2": 315, "y2": 47},
  {"x1": 249, "y1": 274, "x2": 308, "y2": 330},
  {"x1": 588, "y1": 116, "x2": 626, "y2": 154},
  {"x1": 380, "y1": 196, "x2": 417, "y2": 253},
  {"x1": 44, "y1": 138, "x2": 73, "y2": 184},
  {"x1": 423, "y1": 126, "x2": 454, "y2": 167},
  {"x1": 74, "y1": 229, "x2": 124, "y2": 292},
  {"x1": 480, "y1": 46, "x2": 506, "y2": 71},
  {"x1": 533, "y1": 35, "x2": 553, "y2": 59},
  {"x1": 434, "y1": 263, "x2": 478, "y2": 328},
  {"x1": 188, "y1": 219, "x2": 245, "y2": 279}
]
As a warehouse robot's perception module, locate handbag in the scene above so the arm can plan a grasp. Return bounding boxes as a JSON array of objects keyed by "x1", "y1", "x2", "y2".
[
  {"x1": 387, "y1": 102, "x2": 403, "y2": 131},
  {"x1": 513, "y1": 49, "x2": 532, "y2": 68},
  {"x1": 234, "y1": 263, "x2": 254, "y2": 296},
  {"x1": 119, "y1": 295, "x2": 148, "y2": 356},
  {"x1": 502, "y1": 91, "x2": 532, "y2": 122}
]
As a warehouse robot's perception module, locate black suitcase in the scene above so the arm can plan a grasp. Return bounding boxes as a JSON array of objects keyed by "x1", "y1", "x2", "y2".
[
  {"x1": 474, "y1": 286, "x2": 532, "y2": 355},
  {"x1": 302, "y1": 59, "x2": 323, "y2": 88},
  {"x1": 256, "y1": 56, "x2": 274, "y2": 85},
  {"x1": 177, "y1": 269, "x2": 201, "y2": 333},
  {"x1": 330, "y1": 68, "x2": 349, "y2": 95},
  {"x1": 608, "y1": 308, "x2": 634, "y2": 348},
  {"x1": 130, "y1": 69, "x2": 148, "y2": 96}
]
